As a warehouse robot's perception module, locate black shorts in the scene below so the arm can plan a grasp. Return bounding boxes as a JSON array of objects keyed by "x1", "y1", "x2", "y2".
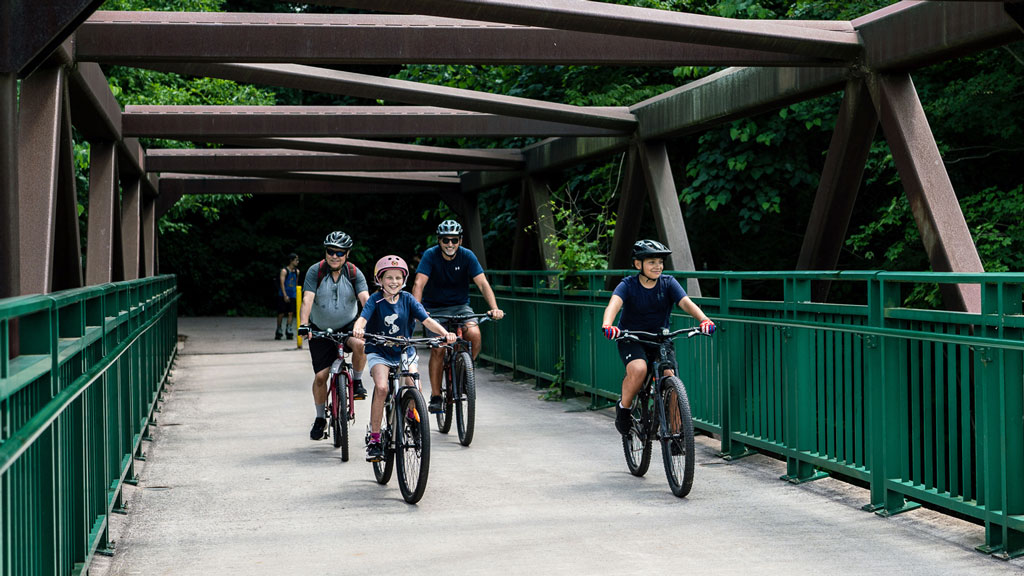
[
  {"x1": 308, "y1": 320, "x2": 355, "y2": 374},
  {"x1": 616, "y1": 339, "x2": 675, "y2": 372},
  {"x1": 275, "y1": 295, "x2": 294, "y2": 314}
]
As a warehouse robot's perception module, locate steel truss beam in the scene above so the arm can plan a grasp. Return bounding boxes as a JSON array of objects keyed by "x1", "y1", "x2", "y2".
[
  {"x1": 145, "y1": 149, "x2": 514, "y2": 174},
  {"x1": 0, "y1": 73, "x2": 18, "y2": 298},
  {"x1": 86, "y1": 141, "x2": 123, "y2": 284},
  {"x1": 1, "y1": 0, "x2": 104, "y2": 75},
  {"x1": 314, "y1": 0, "x2": 861, "y2": 60},
  {"x1": 144, "y1": 63, "x2": 636, "y2": 131},
  {"x1": 122, "y1": 106, "x2": 625, "y2": 138},
  {"x1": 122, "y1": 175, "x2": 142, "y2": 281},
  {"x1": 77, "y1": 12, "x2": 837, "y2": 67}
]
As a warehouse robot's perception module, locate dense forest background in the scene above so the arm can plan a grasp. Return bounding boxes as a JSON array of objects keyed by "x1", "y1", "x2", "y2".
[{"x1": 87, "y1": 0, "x2": 1024, "y2": 315}]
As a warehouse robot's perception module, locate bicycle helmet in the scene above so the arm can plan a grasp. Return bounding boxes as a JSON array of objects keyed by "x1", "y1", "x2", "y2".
[
  {"x1": 436, "y1": 219, "x2": 463, "y2": 237},
  {"x1": 631, "y1": 239, "x2": 672, "y2": 260},
  {"x1": 374, "y1": 255, "x2": 409, "y2": 285},
  {"x1": 323, "y1": 231, "x2": 353, "y2": 250}
]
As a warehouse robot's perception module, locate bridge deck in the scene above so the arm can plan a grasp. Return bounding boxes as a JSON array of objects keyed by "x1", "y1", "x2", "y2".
[{"x1": 93, "y1": 317, "x2": 1024, "y2": 575}]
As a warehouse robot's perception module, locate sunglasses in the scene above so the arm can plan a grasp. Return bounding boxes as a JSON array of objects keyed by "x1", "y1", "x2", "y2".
[
  {"x1": 439, "y1": 237, "x2": 460, "y2": 245},
  {"x1": 326, "y1": 249, "x2": 349, "y2": 258}
]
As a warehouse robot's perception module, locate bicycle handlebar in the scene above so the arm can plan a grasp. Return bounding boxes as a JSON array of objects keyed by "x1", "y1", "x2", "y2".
[
  {"x1": 307, "y1": 329, "x2": 352, "y2": 341},
  {"x1": 362, "y1": 333, "x2": 449, "y2": 348},
  {"x1": 430, "y1": 312, "x2": 494, "y2": 326},
  {"x1": 615, "y1": 327, "x2": 709, "y2": 343}
]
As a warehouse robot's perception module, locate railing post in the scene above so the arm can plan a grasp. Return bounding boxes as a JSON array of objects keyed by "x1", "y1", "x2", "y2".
[
  {"x1": 976, "y1": 280, "x2": 1024, "y2": 558},
  {"x1": 718, "y1": 276, "x2": 753, "y2": 460},
  {"x1": 781, "y1": 277, "x2": 827, "y2": 483}
]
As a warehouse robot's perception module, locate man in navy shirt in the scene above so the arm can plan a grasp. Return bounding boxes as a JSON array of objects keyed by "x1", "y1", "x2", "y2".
[
  {"x1": 601, "y1": 240, "x2": 715, "y2": 435},
  {"x1": 411, "y1": 220, "x2": 504, "y2": 414}
]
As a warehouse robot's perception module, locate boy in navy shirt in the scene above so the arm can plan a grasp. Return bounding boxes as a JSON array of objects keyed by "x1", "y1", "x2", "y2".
[
  {"x1": 601, "y1": 240, "x2": 715, "y2": 435},
  {"x1": 353, "y1": 255, "x2": 455, "y2": 462}
]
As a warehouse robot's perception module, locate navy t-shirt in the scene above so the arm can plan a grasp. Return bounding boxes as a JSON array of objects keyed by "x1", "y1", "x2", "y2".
[
  {"x1": 612, "y1": 275, "x2": 687, "y2": 332},
  {"x1": 416, "y1": 245, "x2": 485, "y2": 308},
  {"x1": 360, "y1": 291, "x2": 429, "y2": 362}
]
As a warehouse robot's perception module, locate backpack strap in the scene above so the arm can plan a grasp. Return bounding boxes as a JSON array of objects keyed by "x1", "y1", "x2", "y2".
[{"x1": 316, "y1": 260, "x2": 360, "y2": 291}]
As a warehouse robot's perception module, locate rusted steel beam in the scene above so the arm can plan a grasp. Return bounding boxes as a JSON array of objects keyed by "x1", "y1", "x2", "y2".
[
  {"x1": 523, "y1": 136, "x2": 629, "y2": 173},
  {"x1": 122, "y1": 175, "x2": 141, "y2": 281},
  {"x1": 277, "y1": 171, "x2": 461, "y2": 186},
  {"x1": 148, "y1": 63, "x2": 637, "y2": 131},
  {"x1": 636, "y1": 141, "x2": 700, "y2": 297},
  {"x1": 607, "y1": 147, "x2": 646, "y2": 274},
  {"x1": 77, "y1": 12, "x2": 837, "y2": 67},
  {"x1": 633, "y1": 66, "x2": 848, "y2": 141},
  {"x1": 854, "y1": 0, "x2": 1023, "y2": 72},
  {"x1": 797, "y1": 80, "x2": 878, "y2": 301},
  {"x1": 86, "y1": 141, "x2": 121, "y2": 285},
  {"x1": 122, "y1": 106, "x2": 625, "y2": 138},
  {"x1": 0, "y1": 73, "x2": 18, "y2": 298},
  {"x1": 870, "y1": 73, "x2": 983, "y2": 313},
  {"x1": 315, "y1": 0, "x2": 861, "y2": 60},
  {"x1": 209, "y1": 137, "x2": 523, "y2": 168},
  {"x1": 461, "y1": 170, "x2": 522, "y2": 194},
  {"x1": 145, "y1": 148, "x2": 515, "y2": 174},
  {"x1": 67, "y1": 62, "x2": 120, "y2": 140},
  {"x1": 142, "y1": 193, "x2": 155, "y2": 277},
  {"x1": 158, "y1": 175, "x2": 454, "y2": 204},
  {"x1": 1, "y1": 0, "x2": 104, "y2": 75}
]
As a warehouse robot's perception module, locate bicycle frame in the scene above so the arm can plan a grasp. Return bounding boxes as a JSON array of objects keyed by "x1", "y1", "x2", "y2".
[{"x1": 621, "y1": 328, "x2": 702, "y2": 442}]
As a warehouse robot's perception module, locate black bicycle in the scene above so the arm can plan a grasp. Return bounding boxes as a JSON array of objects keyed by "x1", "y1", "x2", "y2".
[
  {"x1": 614, "y1": 327, "x2": 710, "y2": 498},
  {"x1": 429, "y1": 313, "x2": 491, "y2": 446},
  {"x1": 362, "y1": 333, "x2": 440, "y2": 504},
  {"x1": 308, "y1": 329, "x2": 355, "y2": 462}
]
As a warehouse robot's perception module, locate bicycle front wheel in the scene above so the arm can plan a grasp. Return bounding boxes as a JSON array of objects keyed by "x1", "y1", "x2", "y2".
[
  {"x1": 660, "y1": 376, "x2": 695, "y2": 497},
  {"x1": 454, "y1": 351, "x2": 476, "y2": 447},
  {"x1": 396, "y1": 390, "x2": 431, "y2": 504},
  {"x1": 622, "y1": 391, "x2": 652, "y2": 477},
  {"x1": 373, "y1": 406, "x2": 395, "y2": 485},
  {"x1": 436, "y1": 360, "x2": 454, "y2": 433},
  {"x1": 331, "y1": 374, "x2": 350, "y2": 461}
]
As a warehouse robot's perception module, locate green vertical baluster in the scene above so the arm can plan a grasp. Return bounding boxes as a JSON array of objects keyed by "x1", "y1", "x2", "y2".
[
  {"x1": 718, "y1": 277, "x2": 752, "y2": 460},
  {"x1": 782, "y1": 278, "x2": 826, "y2": 484}
]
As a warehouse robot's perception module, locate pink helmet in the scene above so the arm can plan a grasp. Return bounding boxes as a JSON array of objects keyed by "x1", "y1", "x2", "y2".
[{"x1": 374, "y1": 255, "x2": 409, "y2": 285}]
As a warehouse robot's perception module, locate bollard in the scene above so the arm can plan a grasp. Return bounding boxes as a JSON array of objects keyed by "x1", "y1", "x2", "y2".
[{"x1": 296, "y1": 286, "x2": 303, "y2": 348}]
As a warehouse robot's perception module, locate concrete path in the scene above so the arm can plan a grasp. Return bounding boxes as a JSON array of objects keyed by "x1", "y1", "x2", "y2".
[{"x1": 94, "y1": 317, "x2": 1024, "y2": 575}]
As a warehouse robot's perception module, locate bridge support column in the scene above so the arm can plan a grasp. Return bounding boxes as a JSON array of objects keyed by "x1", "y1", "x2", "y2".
[
  {"x1": 869, "y1": 73, "x2": 983, "y2": 313},
  {"x1": 605, "y1": 148, "x2": 646, "y2": 289},
  {"x1": 1, "y1": 72, "x2": 18, "y2": 298},
  {"x1": 86, "y1": 140, "x2": 122, "y2": 284},
  {"x1": 636, "y1": 141, "x2": 700, "y2": 297},
  {"x1": 440, "y1": 191, "x2": 487, "y2": 269},
  {"x1": 142, "y1": 182, "x2": 157, "y2": 277},
  {"x1": 121, "y1": 175, "x2": 141, "y2": 280},
  {"x1": 18, "y1": 64, "x2": 82, "y2": 294},
  {"x1": 798, "y1": 79, "x2": 877, "y2": 300}
]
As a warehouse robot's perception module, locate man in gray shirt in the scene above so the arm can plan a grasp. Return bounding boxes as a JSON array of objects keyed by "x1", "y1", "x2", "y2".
[{"x1": 297, "y1": 231, "x2": 370, "y2": 441}]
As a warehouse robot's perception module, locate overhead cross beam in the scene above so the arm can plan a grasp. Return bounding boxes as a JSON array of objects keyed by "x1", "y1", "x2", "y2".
[
  {"x1": 145, "y1": 148, "x2": 516, "y2": 174},
  {"x1": 313, "y1": 0, "x2": 862, "y2": 60},
  {"x1": 122, "y1": 106, "x2": 627, "y2": 138},
  {"x1": 0, "y1": 0, "x2": 104, "y2": 75},
  {"x1": 76, "y1": 12, "x2": 841, "y2": 67}
]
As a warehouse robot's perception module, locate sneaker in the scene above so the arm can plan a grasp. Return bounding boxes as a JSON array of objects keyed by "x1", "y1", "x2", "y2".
[
  {"x1": 353, "y1": 380, "x2": 367, "y2": 400},
  {"x1": 615, "y1": 403, "x2": 633, "y2": 435},
  {"x1": 309, "y1": 417, "x2": 327, "y2": 440},
  {"x1": 275, "y1": 330, "x2": 283, "y2": 340},
  {"x1": 428, "y1": 395, "x2": 443, "y2": 414},
  {"x1": 365, "y1": 440, "x2": 383, "y2": 462}
]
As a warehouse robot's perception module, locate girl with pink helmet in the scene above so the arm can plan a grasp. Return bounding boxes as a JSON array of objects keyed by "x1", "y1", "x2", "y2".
[{"x1": 352, "y1": 255, "x2": 456, "y2": 462}]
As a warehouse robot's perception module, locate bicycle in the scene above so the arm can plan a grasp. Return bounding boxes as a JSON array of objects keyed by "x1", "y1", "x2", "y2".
[
  {"x1": 429, "y1": 313, "x2": 492, "y2": 446},
  {"x1": 614, "y1": 327, "x2": 710, "y2": 498},
  {"x1": 307, "y1": 329, "x2": 355, "y2": 462},
  {"x1": 361, "y1": 333, "x2": 440, "y2": 504}
]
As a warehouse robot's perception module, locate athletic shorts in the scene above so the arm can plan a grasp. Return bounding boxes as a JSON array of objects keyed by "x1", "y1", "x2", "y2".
[
  {"x1": 275, "y1": 294, "x2": 294, "y2": 314},
  {"x1": 366, "y1": 348, "x2": 418, "y2": 374},
  {"x1": 616, "y1": 339, "x2": 675, "y2": 371},
  {"x1": 308, "y1": 320, "x2": 355, "y2": 374},
  {"x1": 423, "y1": 303, "x2": 476, "y2": 336}
]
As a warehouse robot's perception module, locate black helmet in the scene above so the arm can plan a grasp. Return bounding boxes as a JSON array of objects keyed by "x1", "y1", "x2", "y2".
[
  {"x1": 436, "y1": 220, "x2": 463, "y2": 236},
  {"x1": 631, "y1": 239, "x2": 671, "y2": 260},
  {"x1": 323, "y1": 231, "x2": 353, "y2": 250}
]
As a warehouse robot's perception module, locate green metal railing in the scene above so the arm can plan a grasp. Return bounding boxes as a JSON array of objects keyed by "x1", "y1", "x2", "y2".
[
  {"x1": 475, "y1": 270, "x2": 1023, "y2": 559},
  {"x1": 0, "y1": 276, "x2": 178, "y2": 576}
]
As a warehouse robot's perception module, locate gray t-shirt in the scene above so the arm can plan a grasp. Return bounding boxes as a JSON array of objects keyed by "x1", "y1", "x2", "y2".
[{"x1": 302, "y1": 262, "x2": 369, "y2": 329}]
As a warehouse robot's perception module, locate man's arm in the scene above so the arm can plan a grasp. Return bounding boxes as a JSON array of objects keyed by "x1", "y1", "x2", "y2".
[
  {"x1": 471, "y1": 273, "x2": 504, "y2": 319},
  {"x1": 278, "y1": 268, "x2": 288, "y2": 301},
  {"x1": 411, "y1": 272, "x2": 429, "y2": 302},
  {"x1": 357, "y1": 290, "x2": 369, "y2": 306},
  {"x1": 299, "y1": 291, "x2": 315, "y2": 326}
]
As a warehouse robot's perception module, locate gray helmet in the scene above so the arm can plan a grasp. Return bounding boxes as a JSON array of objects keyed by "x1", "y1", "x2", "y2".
[
  {"x1": 436, "y1": 220, "x2": 463, "y2": 236},
  {"x1": 323, "y1": 231, "x2": 353, "y2": 250},
  {"x1": 631, "y1": 239, "x2": 671, "y2": 260}
]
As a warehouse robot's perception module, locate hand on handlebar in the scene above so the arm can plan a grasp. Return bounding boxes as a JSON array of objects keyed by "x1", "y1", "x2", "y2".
[
  {"x1": 699, "y1": 319, "x2": 716, "y2": 335},
  {"x1": 443, "y1": 331, "x2": 457, "y2": 344},
  {"x1": 297, "y1": 325, "x2": 309, "y2": 337},
  {"x1": 488, "y1": 308, "x2": 505, "y2": 320},
  {"x1": 602, "y1": 325, "x2": 620, "y2": 340},
  {"x1": 352, "y1": 326, "x2": 365, "y2": 339}
]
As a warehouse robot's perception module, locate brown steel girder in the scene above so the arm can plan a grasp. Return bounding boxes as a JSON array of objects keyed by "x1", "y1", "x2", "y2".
[
  {"x1": 85, "y1": 141, "x2": 124, "y2": 285},
  {"x1": 76, "y1": 12, "x2": 840, "y2": 67},
  {"x1": 0, "y1": 0, "x2": 104, "y2": 75}
]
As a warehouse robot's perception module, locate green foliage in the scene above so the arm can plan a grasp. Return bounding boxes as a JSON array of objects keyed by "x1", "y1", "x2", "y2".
[
  {"x1": 541, "y1": 160, "x2": 624, "y2": 274},
  {"x1": 538, "y1": 357, "x2": 566, "y2": 401}
]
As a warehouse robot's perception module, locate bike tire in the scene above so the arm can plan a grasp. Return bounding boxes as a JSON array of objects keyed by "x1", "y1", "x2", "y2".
[
  {"x1": 660, "y1": 376, "x2": 695, "y2": 497},
  {"x1": 373, "y1": 414, "x2": 395, "y2": 485},
  {"x1": 436, "y1": 361, "x2": 454, "y2": 434},
  {"x1": 332, "y1": 374, "x2": 350, "y2": 461},
  {"x1": 454, "y1": 351, "x2": 476, "y2": 446},
  {"x1": 622, "y1": 391, "x2": 653, "y2": 477},
  {"x1": 396, "y1": 389, "x2": 431, "y2": 504}
]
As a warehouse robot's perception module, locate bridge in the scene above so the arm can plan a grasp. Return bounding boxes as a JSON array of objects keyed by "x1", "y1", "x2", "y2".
[{"x1": 2, "y1": 1, "x2": 1024, "y2": 574}]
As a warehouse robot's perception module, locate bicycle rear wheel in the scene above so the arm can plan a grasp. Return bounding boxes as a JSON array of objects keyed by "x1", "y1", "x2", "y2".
[
  {"x1": 454, "y1": 351, "x2": 476, "y2": 446},
  {"x1": 332, "y1": 374, "x2": 351, "y2": 460},
  {"x1": 660, "y1": 376, "x2": 695, "y2": 497},
  {"x1": 622, "y1": 390, "x2": 652, "y2": 477},
  {"x1": 373, "y1": 409, "x2": 395, "y2": 485},
  {"x1": 396, "y1": 389, "x2": 431, "y2": 503},
  {"x1": 436, "y1": 360, "x2": 454, "y2": 433}
]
